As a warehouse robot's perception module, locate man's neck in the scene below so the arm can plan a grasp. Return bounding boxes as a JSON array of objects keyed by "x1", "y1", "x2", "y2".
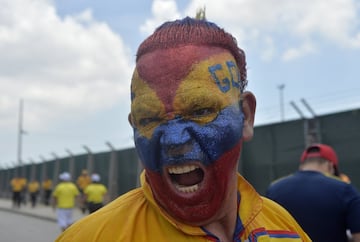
[
  {"x1": 300, "y1": 163, "x2": 331, "y2": 174},
  {"x1": 202, "y1": 192, "x2": 238, "y2": 242}
]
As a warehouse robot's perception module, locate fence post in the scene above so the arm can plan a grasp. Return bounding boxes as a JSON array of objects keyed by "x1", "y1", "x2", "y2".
[
  {"x1": 52, "y1": 152, "x2": 60, "y2": 185},
  {"x1": 83, "y1": 146, "x2": 93, "y2": 174},
  {"x1": 66, "y1": 149, "x2": 75, "y2": 181},
  {"x1": 106, "y1": 142, "x2": 118, "y2": 201}
]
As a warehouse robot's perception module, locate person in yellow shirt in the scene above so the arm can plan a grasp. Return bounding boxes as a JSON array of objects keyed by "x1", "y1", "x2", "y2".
[
  {"x1": 52, "y1": 172, "x2": 80, "y2": 231},
  {"x1": 76, "y1": 169, "x2": 91, "y2": 213},
  {"x1": 42, "y1": 177, "x2": 52, "y2": 205},
  {"x1": 56, "y1": 17, "x2": 310, "y2": 241},
  {"x1": 83, "y1": 173, "x2": 108, "y2": 213},
  {"x1": 27, "y1": 179, "x2": 40, "y2": 208},
  {"x1": 10, "y1": 176, "x2": 25, "y2": 208}
]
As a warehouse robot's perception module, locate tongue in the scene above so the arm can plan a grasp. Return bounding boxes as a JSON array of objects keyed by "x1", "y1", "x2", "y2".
[{"x1": 172, "y1": 169, "x2": 203, "y2": 186}]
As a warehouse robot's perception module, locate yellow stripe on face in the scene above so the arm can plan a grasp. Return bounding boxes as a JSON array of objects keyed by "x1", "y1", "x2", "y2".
[
  {"x1": 174, "y1": 52, "x2": 241, "y2": 124},
  {"x1": 131, "y1": 70, "x2": 166, "y2": 139}
]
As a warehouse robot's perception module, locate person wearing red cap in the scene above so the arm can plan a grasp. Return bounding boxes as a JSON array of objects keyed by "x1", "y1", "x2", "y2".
[
  {"x1": 266, "y1": 143, "x2": 360, "y2": 242},
  {"x1": 302, "y1": 143, "x2": 352, "y2": 184}
]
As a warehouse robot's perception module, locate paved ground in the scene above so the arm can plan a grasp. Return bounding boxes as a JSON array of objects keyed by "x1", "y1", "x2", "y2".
[
  {"x1": 0, "y1": 209, "x2": 62, "y2": 242},
  {"x1": 0, "y1": 198, "x2": 85, "y2": 223}
]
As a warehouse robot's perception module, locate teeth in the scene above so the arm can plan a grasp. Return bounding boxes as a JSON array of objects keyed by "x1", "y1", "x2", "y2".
[
  {"x1": 175, "y1": 184, "x2": 199, "y2": 193},
  {"x1": 168, "y1": 165, "x2": 201, "y2": 193},
  {"x1": 168, "y1": 165, "x2": 198, "y2": 174}
]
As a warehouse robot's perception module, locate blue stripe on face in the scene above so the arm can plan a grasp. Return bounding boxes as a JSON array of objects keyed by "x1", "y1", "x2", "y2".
[{"x1": 133, "y1": 105, "x2": 244, "y2": 172}]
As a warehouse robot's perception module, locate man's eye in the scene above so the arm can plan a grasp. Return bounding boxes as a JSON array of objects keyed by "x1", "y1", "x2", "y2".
[
  {"x1": 192, "y1": 108, "x2": 215, "y2": 117},
  {"x1": 139, "y1": 117, "x2": 161, "y2": 127},
  {"x1": 188, "y1": 107, "x2": 219, "y2": 124}
]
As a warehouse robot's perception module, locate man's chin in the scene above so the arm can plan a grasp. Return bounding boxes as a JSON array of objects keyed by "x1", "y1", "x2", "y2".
[{"x1": 160, "y1": 197, "x2": 221, "y2": 225}]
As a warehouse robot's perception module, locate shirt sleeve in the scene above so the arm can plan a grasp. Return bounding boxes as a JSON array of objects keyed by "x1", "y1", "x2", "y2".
[{"x1": 345, "y1": 185, "x2": 360, "y2": 233}]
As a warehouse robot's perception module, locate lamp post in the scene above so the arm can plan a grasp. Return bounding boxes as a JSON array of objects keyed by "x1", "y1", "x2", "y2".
[{"x1": 17, "y1": 99, "x2": 27, "y2": 177}]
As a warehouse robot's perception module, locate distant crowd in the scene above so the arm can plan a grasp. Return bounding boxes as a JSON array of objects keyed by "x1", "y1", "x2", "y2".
[{"x1": 10, "y1": 169, "x2": 108, "y2": 231}]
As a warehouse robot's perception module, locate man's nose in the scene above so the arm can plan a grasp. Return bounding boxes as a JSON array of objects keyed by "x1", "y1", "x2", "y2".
[
  {"x1": 165, "y1": 140, "x2": 193, "y2": 158},
  {"x1": 159, "y1": 120, "x2": 193, "y2": 158}
]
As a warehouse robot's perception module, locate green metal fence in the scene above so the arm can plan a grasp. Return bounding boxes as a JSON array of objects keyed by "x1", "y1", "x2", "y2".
[{"x1": 1, "y1": 109, "x2": 359, "y2": 201}]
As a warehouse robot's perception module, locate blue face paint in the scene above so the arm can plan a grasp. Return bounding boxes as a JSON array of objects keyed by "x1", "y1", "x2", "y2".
[{"x1": 134, "y1": 105, "x2": 244, "y2": 172}]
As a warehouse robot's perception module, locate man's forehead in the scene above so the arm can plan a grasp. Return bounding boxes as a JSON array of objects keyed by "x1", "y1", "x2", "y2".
[
  {"x1": 135, "y1": 45, "x2": 230, "y2": 89},
  {"x1": 131, "y1": 47, "x2": 241, "y2": 115}
]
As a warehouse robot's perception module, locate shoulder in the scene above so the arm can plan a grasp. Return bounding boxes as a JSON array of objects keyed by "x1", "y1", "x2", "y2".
[
  {"x1": 55, "y1": 183, "x2": 64, "y2": 189},
  {"x1": 266, "y1": 174, "x2": 295, "y2": 195},
  {"x1": 319, "y1": 173, "x2": 359, "y2": 194},
  {"x1": 64, "y1": 182, "x2": 79, "y2": 191},
  {"x1": 84, "y1": 184, "x2": 93, "y2": 189},
  {"x1": 65, "y1": 182, "x2": 77, "y2": 188},
  {"x1": 261, "y1": 196, "x2": 292, "y2": 217},
  {"x1": 260, "y1": 196, "x2": 310, "y2": 240},
  {"x1": 269, "y1": 173, "x2": 294, "y2": 186}
]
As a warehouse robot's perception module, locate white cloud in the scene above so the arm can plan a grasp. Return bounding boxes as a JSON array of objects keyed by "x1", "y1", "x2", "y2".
[
  {"x1": 282, "y1": 41, "x2": 316, "y2": 61},
  {"x1": 140, "y1": 0, "x2": 181, "y2": 35},
  {"x1": 140, "y1": 0, "x2": 360, "y2": 60},
  {"x1": 0, "y1": 0, "x2": 133, "y2": 131}
]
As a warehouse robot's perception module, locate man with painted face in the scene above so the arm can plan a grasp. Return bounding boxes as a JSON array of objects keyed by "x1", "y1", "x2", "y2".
[{"x1": 56, "y1": 17, "x2": 310, "y2": 242}]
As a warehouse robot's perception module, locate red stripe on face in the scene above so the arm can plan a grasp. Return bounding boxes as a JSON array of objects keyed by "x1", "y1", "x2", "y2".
[{"x1": 136, "y1": 45, "x2": 225, "y2": 112}]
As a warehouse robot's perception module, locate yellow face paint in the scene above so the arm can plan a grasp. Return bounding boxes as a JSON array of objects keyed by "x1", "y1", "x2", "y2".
[{"x1": 174, "y1": 52, "x2": 241, "y2": 125}]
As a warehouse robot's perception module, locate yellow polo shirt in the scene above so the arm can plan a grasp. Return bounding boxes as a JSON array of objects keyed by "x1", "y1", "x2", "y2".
[
  {"x1": 76, "y1": 175, "x2": 91, "y2": 190},
  {"x1": 56, "y1": 172, "x2": 310, "y2": 241},
  {"x1": 28, "y1": 181, "x2": 40, "y2": 193},
  {"x1": 11, "y1": 178, "x2": 24, "y2": 192},
  {"x1": 84, "y1": 183, "x2": 107, "y2": 203},
  {"x1": 52, "y1": 182, "x2": 79, "y2": 209},
  {"x1": 42, "y1": 179, "x2": 52, "y2": 190}
]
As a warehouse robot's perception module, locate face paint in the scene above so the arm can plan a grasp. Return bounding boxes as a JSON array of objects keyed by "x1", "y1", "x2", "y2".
[{"x1": 130, "y1": 45, "x2": 245, "y2": 224}]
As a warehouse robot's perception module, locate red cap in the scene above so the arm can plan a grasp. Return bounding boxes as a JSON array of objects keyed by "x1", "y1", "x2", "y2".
[{"x1": 300, "y1": 143, "x2": 339, "y2": 175}]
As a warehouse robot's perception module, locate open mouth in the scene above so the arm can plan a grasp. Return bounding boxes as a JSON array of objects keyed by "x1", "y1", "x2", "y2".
[{"x1": 168, "y1": 165, "x2": 204, "y2": 193}]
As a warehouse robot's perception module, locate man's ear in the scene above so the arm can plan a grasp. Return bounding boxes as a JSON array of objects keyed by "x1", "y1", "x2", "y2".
[
  {"x1": 128, "y1": 113, "x2": 134, "y2": 127},
  {"x1": 241, "y1": 91, "x2": 256, "y2": 141}
]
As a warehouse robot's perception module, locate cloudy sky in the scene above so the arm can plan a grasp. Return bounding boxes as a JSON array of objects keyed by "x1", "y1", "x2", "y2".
[{"x1": 1, "y1": 0, "x2": 360, "y2": 167}]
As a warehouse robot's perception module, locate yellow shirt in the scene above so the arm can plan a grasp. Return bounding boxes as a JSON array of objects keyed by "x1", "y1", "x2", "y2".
[
  {"x1": 76, "y1": 175, "x2": 91, "y2": 190},
  {"x1": 84, "y1": 183, "x2": 107, "y2": 203},
  {"x1": 10, "y1": 178, "x2": 24, "y2": 192},
  {"x1": 20, "y1": 178, "x2": 27, "y2": 189},
  {"x1": 28, "y1": 181, "x2": 40, "y2": 193},
  {"x1": 52, "y1": 182, "x2": 79, "y2": 208},
  {"x1": 56, "y1": 172, "x2": 310, "y2": 241},
  {"x1": 42, "y1": 179, "x2": 52, "y2": 190}
]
